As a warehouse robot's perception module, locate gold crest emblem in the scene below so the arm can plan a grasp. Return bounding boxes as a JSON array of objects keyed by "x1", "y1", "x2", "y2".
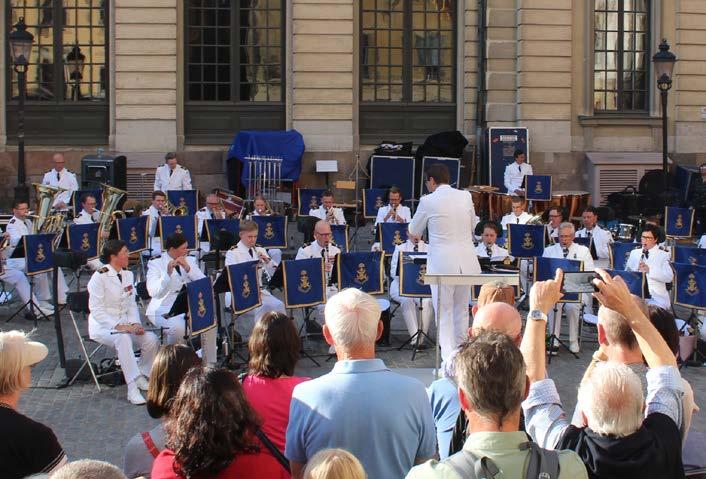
[
  {"x1": 175, "y1": 224, "x2": 183, "y2": 234},
  {"x1": 675, "y1": 214, "x2": 684, "y2": 229},
  {"x1": 686, "y1": 273, "x2": 700, "y2": 296},
  {"x1": 35, "y1": 243, "x2": 46, "y2": 263},
  {"x1": 534, "y1": 181, "x2": 543, "y2": 194},
  {"x1": 354, "y1": 262, "x2": 369, "y2": 285},
  {"x1": 80, "y1": 232, "x2": 91, "y2": 251},
  {"x1": 522, "y1": 232, "x2": 534, "y2": 250},
  {"x1": 416, "y1": 264, "x2": 427, "y2": 286},
  {"x1": 374, "y1": 196, "x2": 384, "y2": 209},
  {"x1": 129, "y1": 226, "x2": 138, "y2": 244},
  {"x1": 309, "y1": 196, "x2": 319, "y2": 210},
  {"x1": 197, "y1": 291, "x2": 207, "y2": 317},
  {"x1": 298, "y1": 270, "x2": 312, "y2": 293},
  {"x1": 264, "y1": 222, "x2": 275, "y2": 240},
  {"x1": 393, "y1": 230, "x2": 404, "y2": 245},
  {"x1": 241, "y1": 274, "x2": 251, "y2": 298}
]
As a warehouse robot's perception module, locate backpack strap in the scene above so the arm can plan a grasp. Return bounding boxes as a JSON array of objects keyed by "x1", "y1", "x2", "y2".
[
  {"x1": 141, "y1": 432, "x2": 160, "y2": 459},
  {"x1": 255, "y1": 428, "x2": 291, "y2": 474},
  {"x1": 522, "y1": 441, "x2": 560, "y2": 479},
  {"x1": 443, "y1": 449, "x2": 501, "y2": 479}
]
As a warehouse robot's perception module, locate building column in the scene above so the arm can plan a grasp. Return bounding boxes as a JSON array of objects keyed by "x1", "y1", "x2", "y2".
[
  {"x1": 484, "y1": 0, "x2": 517, "y2": 126},
  {"x1": 0, "y1": 4, "x2": 6, "y2": 150},
  {"x1": 461, "y1": 0, "x2": 479, "y2": 137}
]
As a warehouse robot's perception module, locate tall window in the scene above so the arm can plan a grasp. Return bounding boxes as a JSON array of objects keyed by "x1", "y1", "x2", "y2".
[
  {"x1": 360, "y1": 0, "x2": 456, "y2": 143},
  {"x1": 185, "y1": 0, "x2": 284, "y2": 143},
  {"x1": 6, "y1": 1, "x2": 108, "y2": 142},
  {"x1": 593, "y1": 0, "x2": 649, "y2": 112}
]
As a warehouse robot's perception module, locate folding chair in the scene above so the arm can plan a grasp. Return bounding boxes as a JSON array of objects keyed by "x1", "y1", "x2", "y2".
[{"x1": 66, "y1": 291, "x2": 103, "y2": 391}]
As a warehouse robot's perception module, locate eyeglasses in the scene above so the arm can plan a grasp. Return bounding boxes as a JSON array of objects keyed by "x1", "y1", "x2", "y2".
[
  {"x1": 641, "y1": 235, "x2": 655, "y2": 240},
  {"x1": 206, "y1": 202, "x2": 219, "y2": 206}
]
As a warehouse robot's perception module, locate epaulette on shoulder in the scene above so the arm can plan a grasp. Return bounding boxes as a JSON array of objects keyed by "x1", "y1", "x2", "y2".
[
  {"x1": 230, "y1": 245, "x2": 238, "y2": 250},
  {"x1": 149, "y1": 255, "x2": 161, "y2": 260},
  {"x1": 9, "y1": 218, "x2": 15, "y2": 224},
  {"x1": 199, "y1": 206, "x2": 207, "y2": 211},
  {"x1": 98, "y1": 267, "x2": 109, "y2": 273},
  {"x1": 659, "y1": 245, "x2": 669, "y2": 252}
]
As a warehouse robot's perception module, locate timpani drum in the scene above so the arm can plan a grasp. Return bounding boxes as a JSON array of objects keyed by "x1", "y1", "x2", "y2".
[
  {"x1": 467, "y1": 186, "x2": 498, "y2": 219},
  {"x1": 550, "y1": 191, "x2": 591, "y2": 220},
  {"x1": 488, "y1": 192, "x2": 514, "y2": 221}
]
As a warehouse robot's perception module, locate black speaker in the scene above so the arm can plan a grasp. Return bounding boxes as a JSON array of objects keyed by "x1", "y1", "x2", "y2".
[{"x1": 81, "y1": 154, "x2": 127, "y2": 191}]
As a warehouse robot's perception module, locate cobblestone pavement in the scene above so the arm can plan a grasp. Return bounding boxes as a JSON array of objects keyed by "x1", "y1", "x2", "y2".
[{"x1": 2, "y1": 224, "x2": 705, "y2": 468}]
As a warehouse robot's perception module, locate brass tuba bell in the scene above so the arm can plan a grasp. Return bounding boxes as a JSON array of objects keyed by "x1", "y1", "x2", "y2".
[
  {"x1": 97, "y1": 183, "x2": 128, "y2": 252},
  {"x1": 30, "y1": 183, "x2": 67, "y2": 234}
]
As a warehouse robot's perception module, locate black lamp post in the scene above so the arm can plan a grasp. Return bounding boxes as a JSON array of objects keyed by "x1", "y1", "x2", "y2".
[
  {"x1": 65, "y1": 45, "x2": 85, "y2": 101},
  {"x1": 652, "y1": 39, "x2": 677, "y2": 197},
  {"x1": 8, "y1": 17, "x2": 34, "y2": 203}
]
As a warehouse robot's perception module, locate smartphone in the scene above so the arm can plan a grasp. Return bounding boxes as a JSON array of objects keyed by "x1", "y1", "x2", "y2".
[{"x1": 561, "y1": 271, "x2": 598, "y2": 294}]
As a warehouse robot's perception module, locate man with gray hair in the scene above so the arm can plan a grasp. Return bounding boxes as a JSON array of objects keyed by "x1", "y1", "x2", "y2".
[
  {"x1": 521, "y1": 269, "x2": 685, "y2": 479},
  {"x1": 285, "y1": 288, "x2": 436, "y2": 479},
  {"x1": 52, "y1": 459, "x2": 127, "y2": 479}
]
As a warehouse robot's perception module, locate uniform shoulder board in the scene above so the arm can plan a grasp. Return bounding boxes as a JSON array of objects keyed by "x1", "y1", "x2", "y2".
[
  {"x1": 9, "y1": 218, "x2": 15, "y2": 224},
  {"x1": 229, "y1": 245, "x2": 238, "y2": 250},
  {"x1": 149, "y1": 254, "x2": 161, "y2": 260},
  {"x1": 302, "y1": 242, "x2": 310, "y2": 248},
  {"x1": 98, "y1": 267, "x2": 109, "y2": 273},
  {"x1": 659, "y1": 245, "x2": 669, "y2": 251},
  {"x1": 199, "y1": 206, "x2": 207, "y2": 211},
  {"x1": 182, "y1": 167, "x2": 189, "y2": 172}
]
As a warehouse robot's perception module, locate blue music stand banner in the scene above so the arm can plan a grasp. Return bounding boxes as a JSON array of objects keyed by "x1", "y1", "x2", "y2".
[
  {"x1": 507, "y1": 224, "x2": 545, "y2": 258},
  {"x1": 72, "y1": 189, "x2": 102, "y2": 216},
  {"x1": 67, "y1": 223, "x2": 99, "y2": 261},
  {"x1": 282, "y1": 258, "x2": 326, "y2": 308},
  {"x1": 226, "y1": 261, "x2": 262, "y2": 314},
  {"x1": 24, "y1": 233, "x2": 57, "y2": 276},
  {"x1": 297, "y1": 188, "x2": 326, "y2": 216},
  {"x1": 379, "y1": 222, "x2": 408, "y2": 256},
  {"x1": 420, "y1": 157, "x2": 461, "y2": 194},
  {"x1": 205, "y1": 219, "x2": 240, "y2": 243},
  {"x1": 525, "y1": 175, "x2": 552, "y2": 202},
  {"x1": 159, "y1": 215, "x2": 198, "y2": 250},
  {"x1": 370, "y1": 156, "x2": 415, "y2": 203},
  {"x1": 363, "y1": 188, "x2": 387, "y2": 219},
  {"x1": 664, "y1": 206, "x2": 694, "y2": 238},
  {"x1": 610, "y1": 241, "x2": 637, "y2": 270},
  {"x1": 252, "y1": 216, "x2": 287, "y2": 249},
  {"x1": 331, "y1": 224, "x2": 350, "y2": 253},
  {"x1": 673, "y1": 246, "x2": 706, "y2": 267},
  {"x1": 605, "y1": 269, "x2": 646, "y2": 298},
  {"x1": 399, "y1": 252, "x2": 431, "y2": 298},
  {"x1": 673, "y1": 263, "x2": 706, "y2": 310},
  {"x1": 488, "y1": 127, "x2": 529, "y2": 193},
  {"x1": 116, "y1": 215, "x2": 149, "y2": 253},
  {"x1": 337, "y1": 251, "x2": 384, "y2": 294},
  {"x1": 167, "y1": 190, "x2": 199, "y2": 216},
  {"x1": 186, "y1": 277, "x2": 217, "y2": 335},
  {"x1": 534, "y1": 257, "x2": 582, "y2": 302}
]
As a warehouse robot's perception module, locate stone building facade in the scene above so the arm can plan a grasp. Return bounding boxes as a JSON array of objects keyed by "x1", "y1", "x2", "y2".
[{"x1": 1, "y1": 0, "x2": 705, "y2": 208}]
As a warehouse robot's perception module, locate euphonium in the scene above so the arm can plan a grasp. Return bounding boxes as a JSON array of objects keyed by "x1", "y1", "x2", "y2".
[
  {"x1": 526, "y1": 213, "x2": 545, "y2": 225},
  {"x1": 164, "y1": 199, "x2": 188, "y2": 216},
  {"x1": 31, "y1": 183, "x2": 67, "y2": 234},
  {"x1": 98, "y1": 183, "x2": 128, "y2": 252}
]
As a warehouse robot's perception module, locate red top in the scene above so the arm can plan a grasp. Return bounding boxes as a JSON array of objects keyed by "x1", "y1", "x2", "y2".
[
  {"x1": 151, "y1": 446, "x2": 288, "y2": 479},
  {"x1": 242, "y1": 375, "x2": 310, "y2": 452}
]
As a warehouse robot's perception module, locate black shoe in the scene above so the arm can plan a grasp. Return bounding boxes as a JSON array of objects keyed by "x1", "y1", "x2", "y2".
[{"x1": 547, "y1": 345, "x2": 559, "y2": 356}]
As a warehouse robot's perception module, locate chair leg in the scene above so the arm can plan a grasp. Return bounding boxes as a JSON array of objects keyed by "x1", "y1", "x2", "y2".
[{"x1": 68, "y1": 311, "x2": 102, "y2": 392}]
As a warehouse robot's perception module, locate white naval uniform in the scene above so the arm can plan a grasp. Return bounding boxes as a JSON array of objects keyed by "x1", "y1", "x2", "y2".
[
  {"x1": 626, "y1": 246, "x2": 673, "y2": 310},
  {"x1": 543, "y1": 242, "x2": 594, "y2": 348},
  {"x1": 295, "y1": 241, "x2": 342, "y2": 318},
  {"x1": 41, "y1": 168, "x2": 78, "y2": 207},
  {"x1": 698, "y1": 235, "x2": 706, "y2": 248},
  {"x1": 500, "y1": 211, "x2": 533, "y2": 230},
  {"x1": 409, "y1": 184, "x2": 479, "y2": 362},
  {"x1": 141, "y1": 205, "x2": 162, "y2": 257},
  {"x1": 249, "y1": 210, "x2": 283, "y2": 265},
  {"x1": 224, "y1": 241, "x2": 286, "y2": 329},
  {"x1": 87, "y1": 265, "x2": 159, "y2": 383},
  {"x1": 474, "y1": 242, "x2": 510, "y2": 262},
  {"x1": 545, "y1": 224, "x2": 561, "y2": 244},
  {"x1": 146, "y1": 254, "x2": 217, "y2": 363},
  {"x1": 4, "y1": 216, "x2": 68, "y2": 303},
  {"x1": 0, "y1": 227, "x2": 45, "y2": 312},
  {"x1": 374, "y1": 204, "x2": 412, "y2": 227},
  {"x1": 309, "y1": 205, "x2": 346, "y2": 225},
  {"x1": 390, "y1": 240, "x2": 433, "y2": 337},
  {"x1": 576, "y1": 225, "x2": 613, "y2": 269},
  {"x1": 503, "y1": 161, "x2": 533, "y2": 193},
  {"x1": 195, "y1": 206, "x2": 219, "y2": 254},
  {"x1": 73, "y1": 208, "x2": 104, "y2": 271},
  {"x1": 153, "y1": 164, "x2": 192, "y2": 192}
]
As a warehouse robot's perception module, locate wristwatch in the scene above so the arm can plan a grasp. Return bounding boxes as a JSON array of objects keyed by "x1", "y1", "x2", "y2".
[{"x1": 528, "y1": 309, "x2": 547, "y2": 322}]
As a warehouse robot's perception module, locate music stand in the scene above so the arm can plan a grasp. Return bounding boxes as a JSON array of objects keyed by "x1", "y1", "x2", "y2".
[
  {"x1": 397, "y1": 252, "x2": 433, "y2": 360},
  {"x1": 211, "y1": 271, "x2": 245, "y2": 368},
  {"x1": 5, "y1": 235, "x2": 53, "y2": 325}
]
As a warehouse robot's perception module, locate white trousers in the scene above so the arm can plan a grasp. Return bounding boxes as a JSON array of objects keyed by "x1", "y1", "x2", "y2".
[
  {"x1": 150, "y1": 313, "x2": 218, "y2": 364},
  {"x1": 229, "y1": 293, "x2": 287, "y2": 336},
  {"x1": 7, "y1": 259, "x2": 68, "y2": 303},
  {"x1": 548, "y1": 302, "x2": 580, "y2": 345},
  {"x1": 431, "y1": 284, "x2": 471, "y2": 362},
  {"x1": 0, "y1": 268, "x2": 42, "y2": 310},
  {"x1": 91, "y1": 329, "x2": 159, "y2": 384},
  {"x1": 390, "y1": 279, "x2": 433, "y2": 337}
]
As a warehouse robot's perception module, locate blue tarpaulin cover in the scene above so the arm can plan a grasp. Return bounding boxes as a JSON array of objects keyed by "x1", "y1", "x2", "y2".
[{"x1": 227, "y1": 130, "x2": 305, "y2": 186}]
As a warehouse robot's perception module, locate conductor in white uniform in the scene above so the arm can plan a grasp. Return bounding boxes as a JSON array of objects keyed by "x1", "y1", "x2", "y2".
[
  {"x1": 41, "y1": 152, "x2": 78, "y2": 209},
  {"x1": 408, "y1": 164, "x2": 479, "y2": 362},
  {"x1": 153, "y1": 152, "x2": 192, "y2": 192},
  {"x1": 88, "y1": 239, "x2": 159, "y2": 405},
  {"x1": 625, "y1": 223, "x2": 673, "y2": 310},
  {"x1": 503, "y1": 149, "x2": 532, "y2": 195}
]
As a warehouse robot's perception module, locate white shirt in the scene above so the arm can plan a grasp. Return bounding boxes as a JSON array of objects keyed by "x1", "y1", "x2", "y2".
[
  {"x1": 309, "y1": 205, "x2": 346, "y2": 225},
  {"x1": 153, "y1": 164, "x2": 192, "y2": 192},
  {"x1": 41, "y1": 168, "x2": 78, "y2": 207},
  {"x1": 374, "y1": 204, "x2": 412, "y2": 226},
  {"x1": 503, "y1": 161, "x2": 533, "y2": 193},
  {"x1": 145, "y1": 254, "x2": 204, "y2": 318},
  {"x1": 74, "y1": 209, "x2": 101, "y2": 225},
  {"x1": 698, "y1": 235, "x2": 706, "y2": 248},
  {"x1": 142, "y1": 205, "x2": 161, "y2": 239},
  {"x1": 625, "y1": 246, "x2": 673, "y2": 309},
  {"x1": 576, "y1": 225, "x2": 613, "y2": 268},
  {"x1": 475, "y1": 242, "x2": 510, "y2": 262},
  {"x1": 295, "y1": 241, "x2": 341, "y2": 261},
  {"x1": 225, "y1": 241, "x2": 276, "y2": 291},
  {"x1": 390, "y1": 240, "x2": 429, "y2": 278},
  {"x1": 4, "y1": 216, "x2": 32, "y2": 266},
  {"x1": 501, "y1": 211, "x2": 533, "y2": 230},
  {"x1": 87, "y1": 265, "x2": 140, "y2": 334},
  {"x1": 543, "y1": 242, "x2": 595, "y2": 271}
]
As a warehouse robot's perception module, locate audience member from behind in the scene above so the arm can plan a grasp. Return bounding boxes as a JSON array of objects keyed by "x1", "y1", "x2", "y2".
[
  {"x1": 243, "y1": 312, "x2": 310, "y2": 453},
  {"x1": 151, "y1": 367, "x2": 288, "y2": 479},
  {"x1": 52, "y1": 459, "x2": 127, "y2": 479},
  {"x1": 123, "y1": 345, "x2": 201, "y2": 479},
  {"x1": 303, "y1": 449, "x2": 366, "y2": 479},
  {"x1": 285, "y1": 288, "x2": 436, "y2": 479},
  {"x1": 0, "y1": 331, "x2": 67, "y2": 479},
  {"x1": 407, "y1": 331, "x2": 587, "y2": 478},
  {"x1": 521, "y1": 269, "x2": 686, "y2": 479}
]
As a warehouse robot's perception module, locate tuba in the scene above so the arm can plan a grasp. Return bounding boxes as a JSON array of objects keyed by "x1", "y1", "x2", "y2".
[
  {"x1": 30, "y1": 183, "x2": 67, "y2": 234},
  {"x1": 97, "y1": 183, "x2": 128, "y2": 252}
]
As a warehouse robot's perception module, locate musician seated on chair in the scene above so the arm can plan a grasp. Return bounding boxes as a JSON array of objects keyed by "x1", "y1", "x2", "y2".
[
  {"x1": 249, "y1": 195, "x2": 274, "y2": 218},
  {"x1": 4, "y1": 200, "x2": 68, "y2": 307},
  {"x1": 224, "y1": 220, "x2": 286, "y2": 328},
  {"x1": 542, "y1": 222, "x2": 594, "y2": 355},
  {"x1": 153, "y1": 152, "x2": 192, "y2": 192},
  {"x1": 503, "y1": 149, "x2": 532, "y2": 196},
  {"x1": 375, "y1": 186, "x2": 411, "y2": 226},
  {"x1": 73, "y1": 194, "x2": 109, "y2": 271},
  {"x1": 475, "y1": 222, "x2": 510, "y2": 262},
  {"x1": 544, "y1": 206, "x2": 564, "y2": 243},
  {"x1": 195, "y1": 193, "x2": 225, "y2": 259},
  {"x1": 309, "y1": 190, "x2": 346, "y2": 225},
  {"x1": 145, "y1": 232, "x2": 217, "y2": 365},
  {"x1": 500, "y1": 197, "x2": 532, "y2": 230},
  {"x1": 41, "y1": 152, "x2": 78, "y2": 210},
  {"x1": 88, "y1": 239, "x2": 159, "y2": 405},
  {"x1": 142, "y1": 190, "x2": 169, "y2": 258},
  {"x1": 625, "y1": 224, "x2": 673, "y2": 310},
  {"x1": 576, "y1": 206, "x2": 613, "y2": 269},
  {"x1": 389, "y1": 231, "x2": 433, "y2": 343}
]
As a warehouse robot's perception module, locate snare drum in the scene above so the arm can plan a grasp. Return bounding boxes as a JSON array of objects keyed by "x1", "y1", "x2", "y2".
[
  {"x1": 616, "y1": 223, "x2": 635, "y2": 241},
  {"x1": 550, "y1": 191, "x2": 590, "y2": 220}
]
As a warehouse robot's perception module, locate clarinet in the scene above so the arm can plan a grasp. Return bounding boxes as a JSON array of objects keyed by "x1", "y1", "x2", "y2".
[{"x1": 323, "y1": 245, "x2": 331, "y2": 285}]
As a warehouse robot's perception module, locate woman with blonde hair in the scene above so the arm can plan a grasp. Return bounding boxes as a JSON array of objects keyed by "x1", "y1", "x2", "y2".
[{"x1": 303, "y1": 449, "x2": 366, "y2": 479}]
